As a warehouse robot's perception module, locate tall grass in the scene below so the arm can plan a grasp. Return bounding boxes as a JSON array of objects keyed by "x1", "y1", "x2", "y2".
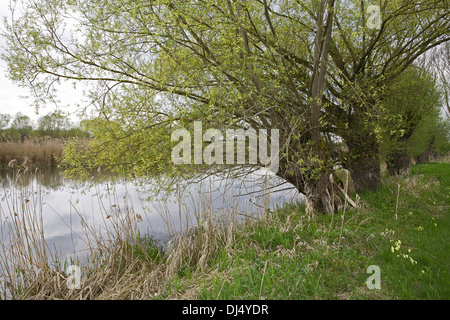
[{"x1": 0, "y1": 137, "x2": 66, "y2": 166}]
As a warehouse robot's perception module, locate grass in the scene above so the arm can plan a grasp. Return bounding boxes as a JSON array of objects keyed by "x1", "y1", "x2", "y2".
[
  {"x1": 0, "y1": 162, "x2": 448, "y2": 299},
  {"x1": 364, "y1": 162, "x2": 449, "y2": 299}
]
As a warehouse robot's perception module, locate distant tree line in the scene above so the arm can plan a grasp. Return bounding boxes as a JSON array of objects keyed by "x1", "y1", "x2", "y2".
[{"x1": 0, "y1": 110, "x2": 90, "y2": 141}]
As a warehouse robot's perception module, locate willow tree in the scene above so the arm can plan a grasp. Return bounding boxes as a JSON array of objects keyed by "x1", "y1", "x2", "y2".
[
  {"x1": 2, "y1": 0, "x2": 449, "y2": 212},
  {"x1": 380, "y1": 67, "x2": 442, "y2": 175},
  {"x1": 323, "y1": 0, "x2": 449, "y2": 191}
]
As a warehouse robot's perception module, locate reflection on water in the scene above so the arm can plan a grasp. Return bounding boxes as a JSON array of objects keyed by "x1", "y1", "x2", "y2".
[
  {"x1": 0, "y1": 166, "x2": 303, "y2": 263},
  {"x1": 0, "y1": 167, "x2": 66, "y2": 190}
]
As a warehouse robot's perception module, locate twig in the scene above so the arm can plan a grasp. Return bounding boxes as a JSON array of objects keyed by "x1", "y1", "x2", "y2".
[
  {"x1": 259, "y1": 260, "x2": 269, "y2": 300},
  {"x1": 395, "y1": 184, "x2": 400, "y2": 220}
]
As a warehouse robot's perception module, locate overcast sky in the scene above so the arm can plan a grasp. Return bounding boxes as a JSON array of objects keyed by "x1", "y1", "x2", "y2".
[
  {"x1": 0, "y1": 1, "x2": 31, "y2": 117},
  {"x1": 0, "y1": 1, "x2": 82, "y2": 122}
]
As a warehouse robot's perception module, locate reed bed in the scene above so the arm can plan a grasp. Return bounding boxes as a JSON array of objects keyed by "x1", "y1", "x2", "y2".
[
  {"x1": 0, "y1": 169, "x2": 271, "y2": 299},
  {"x1": 0, "y1": 137, "x2": 67, "y2": 166}
]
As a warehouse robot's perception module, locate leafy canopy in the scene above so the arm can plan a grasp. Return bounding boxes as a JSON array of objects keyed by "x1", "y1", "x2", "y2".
[{"x1": 2, "y1": 0, "x2": 449, "y2": 186}]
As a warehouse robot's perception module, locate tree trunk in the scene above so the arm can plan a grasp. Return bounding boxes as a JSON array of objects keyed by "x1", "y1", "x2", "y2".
[
  {"x1": 387, "y1": 152, "x2": 410, "y2": 175},
  {"x1": 387, "y1": 137, "x2": 411, "y2": 175},
  {"x1": 304, "y1": 0, "x2": 336, "y2": 214},
  {"x1": 415, "y1": 147, "x2": 438, "y2": 164},
  {"x1": 305, "y1": 173, "x2": 343, "y2": 215},
  {"x1": 348, "y1": 155, "x2": 381, "y2": 192},
  {"x1": 278, "y1": 162, "x2": 342, "y2": 215},
  {"x1": 346, "y1": 135, "x2": 381, "y2": 193}
]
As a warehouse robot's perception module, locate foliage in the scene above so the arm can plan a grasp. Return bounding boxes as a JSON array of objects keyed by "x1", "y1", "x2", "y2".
[
  {"x1": 379, "y1": 66, "x2": 447, "y2": 172},
  {"x1": 407, "y1": 113, "x2": 450, "y2": 158}
]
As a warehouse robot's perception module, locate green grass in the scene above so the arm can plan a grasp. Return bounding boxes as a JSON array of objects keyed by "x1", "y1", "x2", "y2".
[
  {"x1": 132, "y1": 235, "x2": 166, "y2": 264},
  {"x1": 364, "y1": 162, "x2": 449, "y2": 299},
  {"x1": 159, "y1": 162, "x2": 449, "y2": 300}
]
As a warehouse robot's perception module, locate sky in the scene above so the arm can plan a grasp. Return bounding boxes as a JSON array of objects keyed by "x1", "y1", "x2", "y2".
[
  {"x1": 0, "y1": 1, "x2": 81, "y2": 123},
  {"x1": 0, "y1": 0, "x2": 32, "y2": 117}
]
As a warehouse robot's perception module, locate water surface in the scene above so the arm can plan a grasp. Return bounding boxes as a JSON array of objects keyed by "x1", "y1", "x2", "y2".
[{"x1": 0, "y1": 167, "x2": 303, "y2": 262}]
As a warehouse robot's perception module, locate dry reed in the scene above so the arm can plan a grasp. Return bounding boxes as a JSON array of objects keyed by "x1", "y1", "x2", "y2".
[{"x1": 0, "y1": 137, "x2": 66, "y2": 166}]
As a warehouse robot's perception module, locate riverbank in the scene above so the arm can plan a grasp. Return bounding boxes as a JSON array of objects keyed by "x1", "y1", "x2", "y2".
[
  {"x1": 5, "y1": 162, "x2": 449, "y2": 299},
  {"x1": 159, "y1": 162, "x2": 449, "y2": 300}
]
